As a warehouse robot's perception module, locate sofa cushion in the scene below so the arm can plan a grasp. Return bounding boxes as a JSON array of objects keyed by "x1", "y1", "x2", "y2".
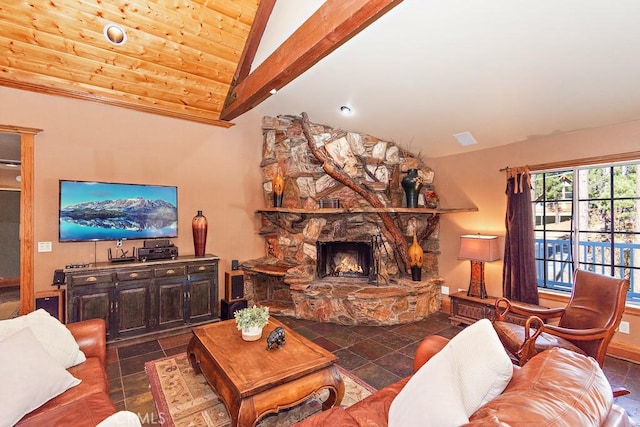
[
  {"x1": 0, "y1": 328, "x2": 81, "y2": 427},
  {"x1": 97, "y1": 411, "x2": 142, "y2": 427},
  {"x1": 0, "y1": 309, "x2": 86, "y2": 368},
  {"x1": 389, "y1": 319, "x2": 513, "y2": 427},
  {"x1": 15, "y1": 392, "x2": 118, "y2": 427},
  {"x1": 18, "y1": 357, "x2": 109, "y2": 424},
  {"x1": 467, "y1": 348, "x2": 613, "y2": 426}
]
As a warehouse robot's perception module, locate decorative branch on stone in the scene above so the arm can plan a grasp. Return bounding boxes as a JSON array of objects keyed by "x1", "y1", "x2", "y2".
[
  {"x1": 300, "y1": 112, "x2": 413, "y2": 275},
  {"x1": 419, "y1": 214, "x2": 440, "y2": 242},
  {"x1": 357, "y1": 155, "x2": 380, "y2": 181}
]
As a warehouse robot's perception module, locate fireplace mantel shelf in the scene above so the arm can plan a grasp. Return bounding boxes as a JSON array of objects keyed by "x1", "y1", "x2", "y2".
[{"x1": 257, "y1": 207, "x2": 478, "y2": 215}]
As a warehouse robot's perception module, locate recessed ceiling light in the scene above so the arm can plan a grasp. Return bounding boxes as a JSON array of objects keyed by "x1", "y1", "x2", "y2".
[
  {"x1": 453, "y1": 131, "x2": 478, "y2": 146},
  {"x1": 103, "y1": 23, "x2": 127, "y2": 46},
  {"x1": 340, "y1": 105, "x2": 352, "y2": 115}
]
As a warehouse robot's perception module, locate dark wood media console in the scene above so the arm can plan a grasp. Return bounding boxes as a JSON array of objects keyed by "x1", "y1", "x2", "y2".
[{"x1": 65, "y1": 254, "x2": 219, "y2": 341}]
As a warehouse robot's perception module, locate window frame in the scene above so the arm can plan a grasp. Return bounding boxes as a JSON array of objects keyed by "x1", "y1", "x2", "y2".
[{"x1": 532, "y1": 161, "x2": 640, "y2": 304}]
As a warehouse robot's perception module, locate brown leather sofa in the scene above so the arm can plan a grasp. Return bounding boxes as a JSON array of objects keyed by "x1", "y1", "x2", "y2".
[
  {"x1": 295, "y1": 335, "x2": 634, "y2": 426},
  {"x1": 16, "y1": 318, "x2": 117, "y2": 426}
]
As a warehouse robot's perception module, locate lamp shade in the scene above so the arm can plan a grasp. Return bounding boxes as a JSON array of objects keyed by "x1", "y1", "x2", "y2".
[{"x1": 458, "y1": 235, "x2": 500, "y2": 262}]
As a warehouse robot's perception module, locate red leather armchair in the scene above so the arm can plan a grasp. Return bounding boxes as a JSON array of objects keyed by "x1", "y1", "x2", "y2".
[{"x1": 493, "y1": 269, "x2": 629, "y2": 367}]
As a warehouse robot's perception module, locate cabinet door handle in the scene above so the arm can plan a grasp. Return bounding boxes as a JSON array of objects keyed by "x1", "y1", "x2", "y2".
[
  {"x1": 166, "y1": 269, "x2": 175, "y2": 275},
  {"x1": 129, "y1": 273, "x2": 139, "y2": 278},
  {"x1": 114, "y1": 301, "x2": 119, "y2": 312},
  {"x1": 86, "y1": 276, "x2": 97, "y2": 282},
  {"x1": 110, "y1": 302, "x2": 114, "y2": 313}
]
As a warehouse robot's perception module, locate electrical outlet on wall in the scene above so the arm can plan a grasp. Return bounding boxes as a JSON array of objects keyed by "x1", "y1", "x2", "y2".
[
  {"x1": 619, "y1": 321, "x2": 630, "y2": 334},
  {"x1": 441, "y1": 286, "x2": 449, "y2": 295},
  {"x1": 37, "y1": 242, "x2": 52, "y2": 252}
]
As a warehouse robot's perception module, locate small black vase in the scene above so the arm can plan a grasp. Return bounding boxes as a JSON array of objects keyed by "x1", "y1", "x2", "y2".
[
  {"x1": 401, "y1": 169, "x2": 423, "y2": 208},
  {"x1": 411, "y1": 265, "x2": 422, "y2": 281}
]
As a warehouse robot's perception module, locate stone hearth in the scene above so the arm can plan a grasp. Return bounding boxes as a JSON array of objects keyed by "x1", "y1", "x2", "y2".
[
  {"x1": 242, "y1": 263, "x2": 443, "y2": 325},
  {"x1": 240, "y1": 115, "x2": 458, "y2": 325}
]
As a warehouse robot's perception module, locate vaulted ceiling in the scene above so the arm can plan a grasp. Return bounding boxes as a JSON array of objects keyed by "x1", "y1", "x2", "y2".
[
  {"x1": 0, "y1": 0, "x2": 267, "y2": 126},
  {"x1": 0, "y1": 0, "x2": 398, "y2": 127},
  {"x1": 3, "y1": 1, "x2": 640, "y2": 158}
]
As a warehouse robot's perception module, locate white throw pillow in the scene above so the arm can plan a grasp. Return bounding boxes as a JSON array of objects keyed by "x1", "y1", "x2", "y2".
[
  {"x1": 97, "y1": 411, "x2": 143, "y2": 427},
  {"x1": 0, "y1": 309, "x2": 86, "y2": 368},
  {"x1": 389, "y1": 319, "x2": 513, "y2": 427},
  {"x1": 0, "y1": 328, "x2": 81, "y2": 427}
]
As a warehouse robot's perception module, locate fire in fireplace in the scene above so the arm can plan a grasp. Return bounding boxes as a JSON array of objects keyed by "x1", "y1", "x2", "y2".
[{"x1": 316, "y1": 241, "x2": 374, "y2": 282}]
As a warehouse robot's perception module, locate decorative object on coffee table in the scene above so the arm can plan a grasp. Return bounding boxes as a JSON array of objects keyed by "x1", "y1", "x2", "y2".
[
  {"x1": 401, "y1": 168, "x2": 423, "y2": 208},
  {"x1": 192, "y1": 210, "x2": 208, "y2": 256},
  {"x1": 458, "y1": 234, "x2": 500, "y2": 299},
  {"x1": 234, "y1": 305, "x2": 270, "y2": 341},
  {"x1": 272, "y1": 168, "x2": 284, "y2": 207},
  {"x1": 408, "y1": 229, "x2": 424, "y2": 281},
  {"x1": 266, "y1": 326, "x2": 285, "y2": 350}
]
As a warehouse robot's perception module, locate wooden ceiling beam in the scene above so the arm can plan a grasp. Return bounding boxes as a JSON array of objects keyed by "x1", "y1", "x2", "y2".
[
  {"x1": 220, "y1": 0, "x2": 403, "y2": 121},
  {"x1": 233, "y1": 0, "x2": 276, "y2": 85}
]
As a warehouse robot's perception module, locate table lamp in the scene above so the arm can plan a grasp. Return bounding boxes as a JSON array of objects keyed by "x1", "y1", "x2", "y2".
[{"x1": 458, "y1": 235, "x2": 500, "y2": 299}]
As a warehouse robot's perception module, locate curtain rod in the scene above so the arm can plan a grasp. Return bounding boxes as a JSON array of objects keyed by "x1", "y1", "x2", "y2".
[{"x1": 499, "y1": 150, "x2": 640, "y2": 173}]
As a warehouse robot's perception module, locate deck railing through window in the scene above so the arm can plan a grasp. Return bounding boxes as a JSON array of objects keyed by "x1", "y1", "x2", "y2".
[{"x1": 534, "y1": 238, "x2": 640, "y2": 303}]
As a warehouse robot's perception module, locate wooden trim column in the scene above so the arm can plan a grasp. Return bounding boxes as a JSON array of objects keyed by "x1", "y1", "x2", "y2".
[{"x1": 0, "y1": 124, "x2": 42, "y2": 315}]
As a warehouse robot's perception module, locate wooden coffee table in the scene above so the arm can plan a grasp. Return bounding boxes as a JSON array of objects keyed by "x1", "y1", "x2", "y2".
[{"x1": 187, "y1": 318, "x2": 344, "y2": 426}]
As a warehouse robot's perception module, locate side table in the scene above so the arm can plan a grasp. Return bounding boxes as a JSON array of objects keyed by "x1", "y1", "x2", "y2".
[{"x1": 449, "y1": 291, "x2": 541, "y2": 326}]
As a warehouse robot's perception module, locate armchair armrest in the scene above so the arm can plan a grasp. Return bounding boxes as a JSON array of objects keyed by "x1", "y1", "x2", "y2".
[
  {"x1": 413, "y1": 335, "x2": 449, "y2": 372},
  {"x1": 495, "y1": 297, "x2": 565, "y2": 321},
  {"x1": 537, "y1": 323, "x2": 609, "y2": 341},
  {"x1": 66, "y1": 318, "x2": 107, "y2": 366}
]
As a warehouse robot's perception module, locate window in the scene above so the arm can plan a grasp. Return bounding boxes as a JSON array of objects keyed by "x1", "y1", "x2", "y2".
[{"x1": 532, "y1": 162, "x2": 640, "y2": 304}]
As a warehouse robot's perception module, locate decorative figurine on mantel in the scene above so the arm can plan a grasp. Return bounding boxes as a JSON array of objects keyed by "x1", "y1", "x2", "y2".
[
  {"x1": 272, "y1": 168, "x2": 285, "y2": 207},
  {"x1": 266, "y1": 326, "x2": 286, "y2": 350},
  {"x1": 408, "y1": 229, "x2": 424, "y2": 281}
]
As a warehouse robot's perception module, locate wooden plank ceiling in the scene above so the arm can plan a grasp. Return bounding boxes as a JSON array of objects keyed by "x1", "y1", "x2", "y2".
[
  {"x1": 0, "y1": 0, "x2": 263, "y2": 126},
  {"x1": 0, "y1": 0, "x2": 402, "y2": 127}
]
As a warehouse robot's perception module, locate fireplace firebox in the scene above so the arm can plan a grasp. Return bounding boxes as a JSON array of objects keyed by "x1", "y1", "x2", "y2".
[{"x1": 316, "y1": 241, "x2": 374, "y2": 282}]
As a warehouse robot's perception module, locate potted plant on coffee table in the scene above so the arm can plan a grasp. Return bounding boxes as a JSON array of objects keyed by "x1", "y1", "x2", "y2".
[{"x1": 234, "y1": 305, "x2": 270, "y2": 341}]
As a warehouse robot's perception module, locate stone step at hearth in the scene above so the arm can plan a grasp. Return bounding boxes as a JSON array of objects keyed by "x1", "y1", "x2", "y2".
[{"x1": 261, "y1": 300, "x2": 295, "y2": 317}]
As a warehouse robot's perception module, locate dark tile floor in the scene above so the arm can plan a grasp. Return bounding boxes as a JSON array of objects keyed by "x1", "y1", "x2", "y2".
[{"x1": 107, "y1": 312, "x2": 640, "y2": 425}]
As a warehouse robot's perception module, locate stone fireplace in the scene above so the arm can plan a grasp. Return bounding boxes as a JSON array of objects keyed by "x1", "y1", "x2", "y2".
[
  {"x1": 316, "y1": 240, "x2": 374, "y2": 282},
  {"x1": 240, "y1": 115, "x2": 469, "y2": 325}
]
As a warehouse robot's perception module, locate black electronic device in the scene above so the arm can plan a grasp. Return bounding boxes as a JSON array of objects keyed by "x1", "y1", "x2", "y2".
[
  {"x1": 108, "y1": 247, "x2": 137, "y2": 263},
  {"x1": 58, "y1": 180, "x2": 178, "y2": 242},
  {"x1": 144, "y1": 239, "x2": 172, "y2": 248},
  {"x1": 36, "y1": 290, "x2": 65, "y2": 322},
  {"x1": 138, "y1": 245, "x2": 178, "y2": 261},
  {"x1": 52, "y1": 269, "x2": 65, "y2": 285},
  {"x1": 231, "y1": 259, "x2": 239, "y2": 270},
  {"x1": 225, "y1": 270, "x2": 244, "y2": 301},
  {"x1": 220, "y1": 298, "x2": 247, "y2": 320}
]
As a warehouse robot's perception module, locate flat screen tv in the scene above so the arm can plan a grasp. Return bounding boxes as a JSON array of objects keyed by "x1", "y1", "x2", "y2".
[{"x1": 59, "y1": 180, "x2": 178, "y2": 242}]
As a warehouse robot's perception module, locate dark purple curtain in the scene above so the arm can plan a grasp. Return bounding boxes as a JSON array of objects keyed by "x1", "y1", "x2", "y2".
[{"x1": 503, "y1": 168, "x2": 539, "y2": 304}]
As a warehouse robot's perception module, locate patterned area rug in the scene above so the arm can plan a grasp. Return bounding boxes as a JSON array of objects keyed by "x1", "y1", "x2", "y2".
[{"x1": 145, "y1": 354, "x2": 376, "y2": 427}]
